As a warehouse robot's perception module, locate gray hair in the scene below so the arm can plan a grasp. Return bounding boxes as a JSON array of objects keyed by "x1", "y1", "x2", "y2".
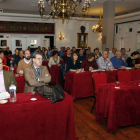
[
  {"x1": 116, "y1": 51, "x2": 122, "y2": 55},
  {"x1": 102, "y1": 50, "x2": 108, "y2": 54},
  {"x1": 32, "y1": 52, "x2": 43, "y2": 58}
]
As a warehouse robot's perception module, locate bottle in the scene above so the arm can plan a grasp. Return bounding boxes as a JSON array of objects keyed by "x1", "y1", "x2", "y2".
[
  {"x1": 10, "y1": 64, "x2": 14, "y2": 72},
  {"x1": 106, "y1": 61, "x2": 111, "y2": 71},
  {"x1": 9, "y1": 81, "x2": 17, "y2": 102}
]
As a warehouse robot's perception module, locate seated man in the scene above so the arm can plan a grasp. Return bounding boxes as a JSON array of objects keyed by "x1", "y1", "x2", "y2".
[
  {"x1": 59, "y1": 47, "x2": 65, "y2": 57},
  {"x1": 0, "y1": 58, "x2": 17, "y2": 92},
  {"x1": 17, "y1": 50, "x2": 32, "y2": 74},
  {"x1": 86, "y1": 46, "x2": 92, "y2": 55},
  {"x1": 14, "y1": 50, "x2": 24, "y2": 66},
  {"x1": 93, "y1": 48, "x2": 100, "y2": 61},
  {"x1": 11, "y1": 49, "x2": 19, "y2": 61},
  {"x1": 108, "y1": 47, "x2": 117, "y2": 59},
  {"x1": 79, "y1": 49, "x2": 86, "y2": 63},
  {"x1": 121, "y1": 48, "x2": 128, "y2": 60},
  {"x1": 63, "y1": 49, "x2": 71, "y2": 62},
  {"x1": 23, "y1": 52, "x2": 51, "y2": 93},
  {"x1": 97, "y1": 50, "x2": 113, "y2": 69},
  {"x1": 111, "y1": 51, "x2": 128, "y2": 68},
  {"x1": 4, "y1": 46, "x2": 12, "y2": 56}
]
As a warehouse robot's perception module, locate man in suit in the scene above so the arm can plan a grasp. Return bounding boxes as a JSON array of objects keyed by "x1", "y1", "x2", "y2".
[
  {"x1": 23, "y1": 52, "x2": 51, "y2": 93},
  {"x1": 0, "y1": 58, "x2": 17, "y2": 92}
]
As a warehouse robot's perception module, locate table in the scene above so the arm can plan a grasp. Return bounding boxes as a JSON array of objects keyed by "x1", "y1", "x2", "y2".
[
  {"x1": 65, "y1": 71, "x2": 94, "y2": 99},
  {"x1": 0, "y1": 92, "x2": 78, "y2": 140},
  {"x1": 15, "y1": 74, "x2": 25, "y2": 93},
  {"x1": 65, "y1": 70, "x2": 118, "y2": 99},
  {"x1": 96, "y1": 81, "x2": 140, "y2": 133},
  {"x1": 50, "y1": 65, "x2": 60, "y2": 85}
]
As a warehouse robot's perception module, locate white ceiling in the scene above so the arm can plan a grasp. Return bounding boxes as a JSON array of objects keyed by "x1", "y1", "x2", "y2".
[{"x1": 0, "y1": 0, "x2": 140, "y2": 17}]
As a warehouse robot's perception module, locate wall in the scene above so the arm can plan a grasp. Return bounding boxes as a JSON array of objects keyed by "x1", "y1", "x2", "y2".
[{"x1": 0, "y1": 13, "x2": 102, "y2": 53}]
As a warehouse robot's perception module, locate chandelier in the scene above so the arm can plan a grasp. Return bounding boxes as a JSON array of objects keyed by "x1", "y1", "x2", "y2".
[
  {"x1": 92, "y1": 11, "x2": 103, "y2": 33},
  {"x1": 38, "y1": 0, "x2": 90, "y2": 23}
]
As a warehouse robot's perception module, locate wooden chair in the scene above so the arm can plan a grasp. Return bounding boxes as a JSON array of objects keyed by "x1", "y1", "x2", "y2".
[
  {"x1": 117, "y1": 70, "x2": 131, "y2": 83},
  {"x1": 91, "y1": 72, "x2": 107, "y2": 113},
  {"x1": 3, "y1": 65, "x2": 10, "y2": 71}
]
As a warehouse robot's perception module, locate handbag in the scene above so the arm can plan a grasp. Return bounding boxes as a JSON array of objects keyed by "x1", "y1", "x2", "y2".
[{"x1": 34, "y1": 85, "x2": 65, "y2": 103}]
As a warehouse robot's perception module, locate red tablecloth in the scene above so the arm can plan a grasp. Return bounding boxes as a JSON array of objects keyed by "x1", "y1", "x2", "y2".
[
  {"x1": 65, "y1": 71, "x2": 94, "y2": 99},
  {"x1": 50, "y1": 65, "x2": 60, "y2": 85},
  {"x1": 0, "y1": 92, "x2": 78, "y2": 140},
  {"x1": 65, "y1": 70, "x2": 118, "y2": 99},
  {"x1": 14, "y1": 67, "x2": 17, "y2": 73},
  {"x1": 15, "y1": 74, "x2": 25, "y2": 93},
  {"x1": 96, "y1": 81, "x2": 140, "y2": 133}
]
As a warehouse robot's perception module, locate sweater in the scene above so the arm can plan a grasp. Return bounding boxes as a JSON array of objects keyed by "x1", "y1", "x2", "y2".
[
  {"x1": 17, "y1": 58, "x2": 32, "y2": 73},
  {"x1": 81, "y1": 59, "x2": 98, "y2": 70}
]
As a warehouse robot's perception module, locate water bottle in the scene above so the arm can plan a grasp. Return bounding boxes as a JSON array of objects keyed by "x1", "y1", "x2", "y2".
[
  {"x1": 10, "y1": 64, "x2": 14, "y2": 72},
  {"x1": 9, "y1": 81, "x2": 17, "y2": 102},
  {"x1": 106, "y1": 61, "x2": 111, "y2": 71}
]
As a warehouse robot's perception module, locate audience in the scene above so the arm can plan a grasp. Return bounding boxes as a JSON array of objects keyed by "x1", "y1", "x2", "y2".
[
  {"x1": 93, "y1": 48, "x2": 100, "y2": 61},
  {"x1": 23, "y1": 52, "x2": 51, "y2": 93},
  {"x1": 121, "y1": 48, "x2": 128, "y2": 60},
  {"x1": 82, "y1": 48, "x2": 86, "y2": 56},
  {"x1": 0, "y1": 58, "x2": 17, "y2": 92},
  {"x1": 0, "y1": 48, "x2": 2, "y2": 51},
  {"x1": 86, "y1": 46, "x2": 92, "y2": 55},
  {"x1": 14, "y1": 50, "x2": 24, "y2": 66},
  {"x1": 63, "y1": 49, "x2": 71, "y2": 62},
  {"x1": 127, "y1": 51, "x2": 140, "y2": 67},
  {"x1": 48, "y1": 47, "x2": 51, "y2": 56},
  {"x1": 63, "y1": 47, "x2": 70, "y2": 56},
  {"x1": 72, "y1": 47, "x2": 76, "y2": 53},
  {"x1": 28, "y1": 46, "x2": 32, "y2": 53},
  {"x1": 38, "y1": 46, "x2": 43, "y2": 54},
  {"x1": 97, "y1": 50, "x2": 113, "y2": 69},
  {"x1": 105, "y1": 48, "x2": 109, "y2": 54},
  {"x1": 79, "y1": 49, "x2": 86, "y2": 63},
  {"x1": 81, "y1": 53, "x2": 98, "y2": 71},
  {"x1": 108, "y1": 47, "x2": 117, "y2": 59},
  {"x1": 50, "y1": 48, "x2": 54, "y2": 57},
  {"x1": 111, "y1": 51, "x2": 128, "y2": 68},
  {"x1": 59, "y1": 47, "x2": 65, "y2": 57},
  {"x1": 17, "y1": 50, "x2": 32, "y2": 74},
  {"x1": 4, "y1": 47, "x2": 12, "y2": 56},
  {"x1": 43, "y1": 49, "x2": 50, "y2": 60},
  {"x1": 48, "y1": 51, "x2": 60, "y2": 68},
  {"x1": 96, "y1": 47, "x2": 102, "y2": 56},
  {"x1": 66, "y1": 51, "x2": 81, "y2": 72},
  {"x1": 31, "y1": 48, "x2": 39, "y2": 58}
]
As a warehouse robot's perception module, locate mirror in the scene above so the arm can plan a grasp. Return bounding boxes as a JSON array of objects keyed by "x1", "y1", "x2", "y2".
[
  {"x1": 77, "y1": 33, "x2": 88, "y2": 48},
  {"x1": 1, "y1": 40, "x2": 7, "y2": 46},
  {"x1": 16, "y1": 40, "x2": 22, "y2": 46}
]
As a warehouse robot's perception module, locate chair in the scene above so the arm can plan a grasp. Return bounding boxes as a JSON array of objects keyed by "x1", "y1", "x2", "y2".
[
  {"x1": 131, "y1": 68, "x2": 140, "y2": 81},
  {"x1": 138, "y1": 58, "x2": 140, "y2": 64},
  {"x1": 117, "y1": 70, "x2": 131, "y2": 83},
  {"x1": 91, "y1": 72, "x2": 107, "y2": 113},
  {"x1": 3, "y1": 65, "x2": 10, "y2": 71}
]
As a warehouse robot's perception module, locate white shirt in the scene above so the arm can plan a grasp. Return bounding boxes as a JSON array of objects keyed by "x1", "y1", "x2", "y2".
[
  {"x1": 0, "y1": 70, "x2": 6, "y2": 92},
  {"x1": 108, "y1": 52, "x2": 115, "y2": 59}
]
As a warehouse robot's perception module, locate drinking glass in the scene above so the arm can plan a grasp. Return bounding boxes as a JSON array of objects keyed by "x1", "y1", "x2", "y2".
[
  {"x1": 115, "y1": 81, "x2": 120, "y2": 89},
  {"x1": 30, "y1": 91, "x2": 37, "y2": 101}
]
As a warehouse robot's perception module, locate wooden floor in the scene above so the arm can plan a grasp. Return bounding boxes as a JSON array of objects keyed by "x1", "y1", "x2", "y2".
[{"x1": 73, "y1": 97, "x2": 140, "y2": 140}]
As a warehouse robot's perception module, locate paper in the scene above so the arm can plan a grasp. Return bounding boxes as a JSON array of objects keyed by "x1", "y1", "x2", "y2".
[{"x1": 0, "y1": 92, "x2": 10, "y2": 100}]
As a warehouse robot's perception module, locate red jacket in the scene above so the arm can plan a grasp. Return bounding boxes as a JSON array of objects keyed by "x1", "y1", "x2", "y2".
[{"x1": 2, "y1": 55, "x2": 7, "y2": 65}]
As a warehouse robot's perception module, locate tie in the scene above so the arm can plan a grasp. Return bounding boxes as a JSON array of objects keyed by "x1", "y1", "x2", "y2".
[{"x1": 36, "y1": 68, "x2": 40, "y2": 77}]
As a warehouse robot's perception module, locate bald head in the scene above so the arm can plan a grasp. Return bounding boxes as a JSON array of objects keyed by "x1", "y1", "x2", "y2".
[
  {"x1": 102, "y1": 50, "x2": 108, "y2": 59},
  {"x1": 19, "y1": 50, "x2": 24, "y2": 58}
]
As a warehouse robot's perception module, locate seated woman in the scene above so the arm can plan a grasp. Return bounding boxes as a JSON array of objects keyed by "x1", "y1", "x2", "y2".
[
  {"x1": 81, "y1": 53, "x2": 98, "y2": 71},
  {"x1": 66, "y1": 51, "x2": 81, "y2": 72},
  {"x1": 48, "y1": 51, "x2": 60, "y2": 68},
  {"x1": 43, "y1": 49, "x2": 50, "y2": 60},
  {"x1": 127, "y1": 51, "x2": 140, "y2": 67}
]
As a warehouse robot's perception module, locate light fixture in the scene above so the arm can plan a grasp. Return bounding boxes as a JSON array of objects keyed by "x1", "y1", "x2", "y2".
[
  {"x1": 92, "y1": 11, "x2": 103, "y2": 33},
  {"x1": 100, "y1": 34, "x2": 102, "y2": 41},
  {"x1": 59, "y1": 32, "x2": 65, "y2": 40},
  {"x1": 38, "y1": 0, "x2": 90, "y2": 24}
]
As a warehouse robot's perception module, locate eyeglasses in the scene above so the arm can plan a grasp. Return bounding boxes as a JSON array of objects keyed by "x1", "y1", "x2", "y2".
[{"x1": 36, "y1": 58, "x2": 43, "y2": 61}]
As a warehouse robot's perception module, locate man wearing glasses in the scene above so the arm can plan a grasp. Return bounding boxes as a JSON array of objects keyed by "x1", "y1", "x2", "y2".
[
  {"x1": 0, "y1": 58, "x2": 17, "y2": 92},
  {"x1": 23, "y1": 52, "x2": 51, "y2": 93}
]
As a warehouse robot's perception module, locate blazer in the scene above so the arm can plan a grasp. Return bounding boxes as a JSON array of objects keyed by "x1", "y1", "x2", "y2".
[
  {"x1": 3, "y1": 70, "x2": 18, "y2": 92},
  {"x1": 23, "y1": 64, "x2": 51, "y2": 93}
]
